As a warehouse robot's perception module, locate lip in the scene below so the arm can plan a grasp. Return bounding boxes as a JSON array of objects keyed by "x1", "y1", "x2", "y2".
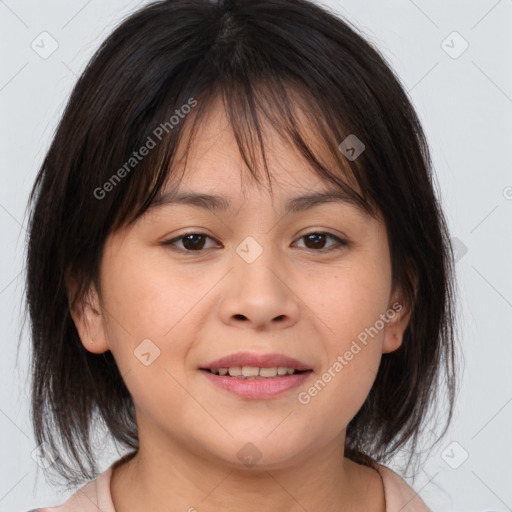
[
  {"x1": 201, "y1": 351, "x2": 312, "y2": 371},
  {"x1": 200, "y1": 369, "x2": 313, "y2": 399}
]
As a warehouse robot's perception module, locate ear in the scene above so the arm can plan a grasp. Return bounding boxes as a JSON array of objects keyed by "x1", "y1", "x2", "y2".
[
  {"x1": 67, "y1": 279, "x2": 109, "y2": 355},
  {"x1": 382, "y1": 286, "x2": 413, "y2": 354}
]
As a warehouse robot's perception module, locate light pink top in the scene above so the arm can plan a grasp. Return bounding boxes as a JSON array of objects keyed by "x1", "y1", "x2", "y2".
[{"x1": 29, "y1": 459, "x2": 429, "y2": 512}]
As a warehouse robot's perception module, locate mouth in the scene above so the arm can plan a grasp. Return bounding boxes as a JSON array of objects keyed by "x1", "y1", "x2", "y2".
[
  {"x1": 202, "y1": 351, "x2": 312, "y2": 374},
  {"x1": 200, "y1": 366, "x2": 310, "y2": 379},
  {"x1": 198, "y1": 352, "x2": 313, "y2": 399}
]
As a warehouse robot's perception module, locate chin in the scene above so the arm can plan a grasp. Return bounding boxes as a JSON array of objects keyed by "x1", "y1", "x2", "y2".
[{"x1": 203, "y1": 430, "x2": 309, "y2": 470}]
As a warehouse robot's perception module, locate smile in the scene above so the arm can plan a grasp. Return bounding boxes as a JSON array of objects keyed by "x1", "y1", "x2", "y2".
[
  {"x1": 205, "y1": 366, "x2": 306, "y2": 378},
  {"x1": 200, "y1": 367, "x2": 313, "y2": 399}
]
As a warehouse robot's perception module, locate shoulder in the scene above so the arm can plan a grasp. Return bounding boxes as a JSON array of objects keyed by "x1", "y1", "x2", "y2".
[
  {"x1": 27, "y1": 452, "x2": 137, "y2": 511},
  {"x1": 27, "y1": 464, "x2": 116, "y2": 512},
  {"x1": 374, "y1": 463, "x2": 431, "y2": 512}
]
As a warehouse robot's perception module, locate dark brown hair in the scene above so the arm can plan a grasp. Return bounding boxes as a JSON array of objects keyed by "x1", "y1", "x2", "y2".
[{"x1": 24, "y1": 0, "x2": 457, "y2": 489}]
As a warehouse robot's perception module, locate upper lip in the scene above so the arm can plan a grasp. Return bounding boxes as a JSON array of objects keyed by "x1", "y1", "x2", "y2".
[{"x1": 201, "y1": 352, "x2": 312, "y2": 371}]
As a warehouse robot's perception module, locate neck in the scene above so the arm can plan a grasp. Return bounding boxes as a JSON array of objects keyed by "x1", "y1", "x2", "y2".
[{"x1": 110, "y1": 424, "x2": 385, "y2": 512}]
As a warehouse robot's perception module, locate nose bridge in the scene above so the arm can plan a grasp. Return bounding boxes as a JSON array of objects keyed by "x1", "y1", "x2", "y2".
[{"x1": 234, "y1": 232, "x2": 285, "y2": 293}]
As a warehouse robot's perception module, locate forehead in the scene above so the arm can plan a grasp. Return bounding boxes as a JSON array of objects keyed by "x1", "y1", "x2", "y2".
[{"x1": 154, "y1": 93, "x2": 366, "y2": 215}]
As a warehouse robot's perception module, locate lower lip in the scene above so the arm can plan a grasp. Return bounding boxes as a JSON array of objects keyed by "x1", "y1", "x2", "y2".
[{"x1": 200, "y1": 369, "x2": 313, "y2": 399}]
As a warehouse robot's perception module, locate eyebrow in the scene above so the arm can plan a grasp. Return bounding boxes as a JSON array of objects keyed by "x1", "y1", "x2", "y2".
[{"x1": 147, "y1": 189, "x2": 370, "y2": 216}]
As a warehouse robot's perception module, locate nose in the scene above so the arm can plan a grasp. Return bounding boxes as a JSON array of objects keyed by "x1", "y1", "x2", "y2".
[{"x1": 218, "y1": 241, "x2": 301, "y2": 330}]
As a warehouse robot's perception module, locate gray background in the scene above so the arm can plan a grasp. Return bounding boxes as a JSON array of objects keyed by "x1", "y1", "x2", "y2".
[{"x1": 1, "y1": 0, "x2": 511, "y2": 510}]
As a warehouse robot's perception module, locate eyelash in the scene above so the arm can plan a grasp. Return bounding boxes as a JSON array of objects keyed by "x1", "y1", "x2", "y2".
[{"x1": 161, "y1": 231, "x2": 348, "y2": 254}]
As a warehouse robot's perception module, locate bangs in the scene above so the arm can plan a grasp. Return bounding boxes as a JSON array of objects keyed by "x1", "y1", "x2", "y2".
[{"x1": 109, "y1": 76, "x2": 381, "y2": 235}]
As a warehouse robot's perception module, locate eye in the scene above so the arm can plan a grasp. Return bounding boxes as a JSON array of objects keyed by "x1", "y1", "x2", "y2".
[
  {"x1": 162, "y1": 231, "x2": 347, "y2": 253},
  {"x1": 162, "y1": 232, "x2": 220, "y2": 252},
  {"x1": 293, "y1": 231, "x2": 347, "y2": 252}
]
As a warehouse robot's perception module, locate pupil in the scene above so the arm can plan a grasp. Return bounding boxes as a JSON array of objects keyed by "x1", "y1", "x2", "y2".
[
  {"x1": 183, "y1": 234, "x2": 205, "y2": 250},
  {"x1": 306, "y1": 233, "x2": 325, "y2": 249}
]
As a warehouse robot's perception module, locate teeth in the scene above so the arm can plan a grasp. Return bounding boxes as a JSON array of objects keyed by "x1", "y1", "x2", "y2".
[
  {"x1": 227, "y1": 366, "x2": 242, "y2": 376},
  {"x1": 209, "y1": 366, "x2": 299, "y2": 378},
  {"x1": 259, "y1": 367, "x2": 277, "y2": 377},
  {"x1": 242, "y1": 366, "x2": 260, "y2": 377}
]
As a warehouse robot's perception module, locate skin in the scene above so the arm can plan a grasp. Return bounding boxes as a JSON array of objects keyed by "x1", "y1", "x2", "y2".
[{"x1": 70, "y1": 95, "x2": 411, "y2": 512}]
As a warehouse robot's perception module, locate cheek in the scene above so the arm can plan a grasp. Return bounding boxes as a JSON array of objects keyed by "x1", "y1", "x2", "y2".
[
  {"x1": 295, "y1": 248, "x2": 391, "y2": 422},
  {"x1": 98, "y1": 251, "x2": 203, "y2": 421},
  {"x1": 99, "y1": 246, "x2": 224, "y2": 385},
  {"x1": 294, "y1": 333, "x2": 383, "y2": 445},
  {"x1": 100, "y1": 244, "x2": 206, "y2": 339},
  {"x1": 311, "y1": 256, "x2": 392, "y2": 344}
]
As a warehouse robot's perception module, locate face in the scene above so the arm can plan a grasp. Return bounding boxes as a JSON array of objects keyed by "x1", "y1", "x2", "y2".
[{"x1": 72, "y1": 96, "x2": 410, "y2": 470}]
